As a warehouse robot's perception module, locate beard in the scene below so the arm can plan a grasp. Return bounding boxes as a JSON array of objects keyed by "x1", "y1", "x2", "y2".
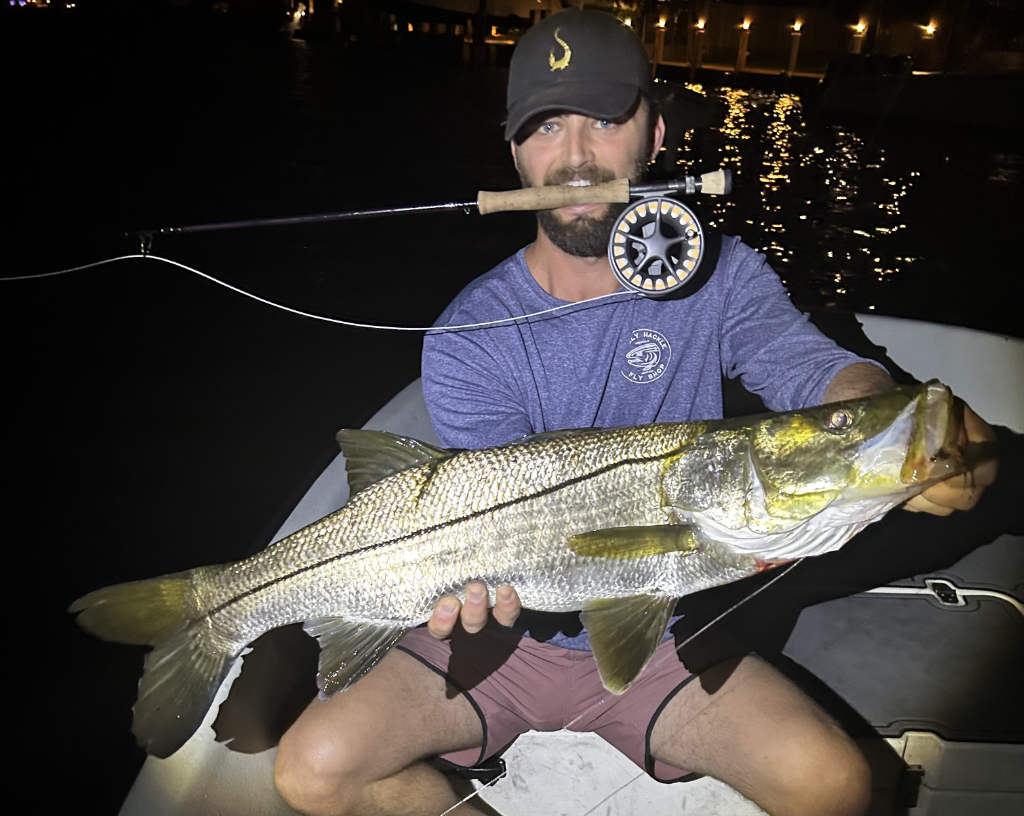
[{"x1": 521, "y1": 151, "x2": 651, "y2": 258}]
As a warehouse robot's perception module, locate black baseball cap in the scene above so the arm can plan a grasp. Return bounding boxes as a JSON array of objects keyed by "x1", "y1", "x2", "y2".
[{"x1": 505, "y1": 10, "x2": 651, "y2": 142}]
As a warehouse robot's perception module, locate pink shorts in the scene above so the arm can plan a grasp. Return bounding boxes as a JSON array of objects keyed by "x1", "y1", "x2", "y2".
[{"x1": 396, "y1": 624, "x2": 699, "y2": 782}]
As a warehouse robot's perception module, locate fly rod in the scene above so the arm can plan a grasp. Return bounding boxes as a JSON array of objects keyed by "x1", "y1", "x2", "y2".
[{"x1": 133, "y1": 169, "x2": 733, "y2": 251}]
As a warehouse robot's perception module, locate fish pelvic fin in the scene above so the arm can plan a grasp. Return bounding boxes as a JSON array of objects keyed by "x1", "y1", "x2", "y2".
[
  {"x1": 303, "y1": 616, "x2": 409, "y2": 698},
  {"x1": 582, "y1": 595, "x2": 678, "y2": 695},
  {"x1": 336, "y1": 429, "x2": 456, "y2": 496},
  {"x1": 69, "y1": 570, "x2": 239, "y2": 758},
  {"x1": 569, "y1": 525, "x2": 699, "y2": 560}
]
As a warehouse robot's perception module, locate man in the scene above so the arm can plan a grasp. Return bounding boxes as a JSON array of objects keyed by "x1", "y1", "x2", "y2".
[{"x1": 275, "y1": 11, "x2": 996, "y2": 816}]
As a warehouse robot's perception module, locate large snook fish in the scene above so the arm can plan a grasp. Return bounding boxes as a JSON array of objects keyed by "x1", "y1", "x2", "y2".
[{"x1": 71, "y1": 380, "x2": 966, "y2": 758}]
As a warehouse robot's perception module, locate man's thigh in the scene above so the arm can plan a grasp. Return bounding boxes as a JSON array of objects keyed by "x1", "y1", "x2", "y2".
[
  {"x1": 649, "y1": 655, "x2": 861, "y2": 799},
  {"x1": 279, "y1": 647, "x2": 484, "y2": 783}
]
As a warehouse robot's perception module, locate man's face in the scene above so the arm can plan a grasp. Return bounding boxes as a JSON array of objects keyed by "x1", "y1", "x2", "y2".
[{"x1": 511, "y1": 103, "x2": 664, "y2": 258}]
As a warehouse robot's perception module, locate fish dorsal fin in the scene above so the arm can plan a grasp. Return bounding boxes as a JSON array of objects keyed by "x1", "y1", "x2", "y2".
[
  {"x1": 303, "y1": 616, "x2": 409, "y2": 698},
  {"x1": 569, "y1": 525, "x2": 698, "y2": 560},
  {"x1": 582, "y1": 595, "x2": 678, "y2": 694},
  {"x1": 336, "y1": 429, "x2": 455, "y2": 496}
]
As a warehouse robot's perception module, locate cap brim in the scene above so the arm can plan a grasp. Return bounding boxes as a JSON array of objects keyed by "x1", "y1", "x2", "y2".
[{"x1": 504, "y1": 81, "x2": 641, "y2": 141}]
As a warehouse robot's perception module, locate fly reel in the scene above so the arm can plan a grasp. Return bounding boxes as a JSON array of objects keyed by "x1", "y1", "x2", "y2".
[{"x1": 609, "y1": 196, "x2": 705, "y2": 297}]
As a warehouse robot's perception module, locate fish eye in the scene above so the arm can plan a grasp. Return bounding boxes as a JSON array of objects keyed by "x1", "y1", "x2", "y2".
[{"x1": 825, "y1": 408, "x2": 855, "y2": 433}]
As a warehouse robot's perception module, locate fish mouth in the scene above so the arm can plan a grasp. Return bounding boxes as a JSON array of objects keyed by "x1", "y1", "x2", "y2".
[{"x1": 900, "y1": 381, "x2": 965, "y2": 485}]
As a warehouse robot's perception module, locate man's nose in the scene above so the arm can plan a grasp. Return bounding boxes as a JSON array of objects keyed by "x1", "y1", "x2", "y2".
[{"x1": 561, "y1": 118, "x2": 595, "y2": 168}]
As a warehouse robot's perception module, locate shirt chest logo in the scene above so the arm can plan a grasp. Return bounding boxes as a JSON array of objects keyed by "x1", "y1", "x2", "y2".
[{"x1": 620, "y1": 328, "x2": 672, "y2": 384}]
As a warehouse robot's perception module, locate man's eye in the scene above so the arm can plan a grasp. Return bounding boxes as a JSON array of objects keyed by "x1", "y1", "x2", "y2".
[
  {"x1": 595, "y1": 119, "x2": 614, "y2": 129},
  {"x1": 539, "y1": 121, "x2": 558, "y2": 134}
]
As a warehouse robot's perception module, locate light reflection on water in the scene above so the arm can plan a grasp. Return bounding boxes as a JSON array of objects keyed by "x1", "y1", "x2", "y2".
[
  {"x1": 676, "y1": 84, "x2": 914, "y2": 313},
  {"x1": 663, "y1": 83, "x2": 1021, "y2": 330}
]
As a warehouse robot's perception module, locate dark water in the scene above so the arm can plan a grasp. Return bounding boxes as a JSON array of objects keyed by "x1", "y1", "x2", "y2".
[{"x1": 2, "y1": 8, "x2": 1021, "y2": 812}]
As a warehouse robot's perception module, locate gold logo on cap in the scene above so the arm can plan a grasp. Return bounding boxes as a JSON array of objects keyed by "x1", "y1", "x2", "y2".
[{"x1": 548, "y1": 28, "x2": 571, "y2": 71}]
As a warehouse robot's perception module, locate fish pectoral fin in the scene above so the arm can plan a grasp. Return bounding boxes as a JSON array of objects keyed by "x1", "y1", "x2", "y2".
[
  {"x1": 303, "y1": 616, "x2": 409, "y2": 698},
  {"x1": 569, "y1": 525, "x2": 699, "y2": 560},
  {"x1": 336, "y1": 429, "x2": 456, "y2": 496},
  {"x1": 581, "y1": 595, "x2": 677, "y2": 695}
]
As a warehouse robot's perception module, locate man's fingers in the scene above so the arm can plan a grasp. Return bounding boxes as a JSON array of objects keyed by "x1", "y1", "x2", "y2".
[
  {"x1": 903, "y1": 401, "x2": 998, "y2": 517},
  {"x1": 427, "y1": 595, "x2": 461, "y2": 639},
  {"x1": 919, "y1": 474, "x2": 982, "y2": 511},
  {"x1": 427, "y1": 583, "x2": 521, "y2": 638},
  {"x1": 960, "y1": 405, "x2": 999, "y2": 492},
  {"x1": 493, "y1": 585, "x2": 522, "y2": 628},
  {"x1": 962, "y1": 403, "x2": 997, "y2": 446},
  {"x1": 460, "y1": 582, "x2": 490, "y2": 634},
  {"x1": 904, "y1": 493, "x2": 955, "y2": 516}
]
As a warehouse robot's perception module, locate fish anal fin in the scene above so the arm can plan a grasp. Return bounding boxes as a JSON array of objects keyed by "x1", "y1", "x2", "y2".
[
  {"x1": 336, "y1": 429, "x2": 455, "y2": 496},
  {"x1": 303, "y1": 616, "x2": 409, "y2": 698},
  {"x1": 132, "y1": 622, "x2": 239, "y2": 758},
  {"x1": 569, "y1": 525, "x2": 698, "y2": 560},
  {"x1": 582, "y1": 595, "x2": 677, "y2": 695}
]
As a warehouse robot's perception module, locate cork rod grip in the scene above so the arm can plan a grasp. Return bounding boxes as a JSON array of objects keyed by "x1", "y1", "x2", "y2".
[{"x1": 476, "y1": 178, "x2": 631, "y2": 215}]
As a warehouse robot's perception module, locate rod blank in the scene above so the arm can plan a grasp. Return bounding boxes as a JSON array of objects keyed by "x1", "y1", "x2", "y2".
[{"x1": 134, "y1": 170, "x2": 732, "y2": 244}]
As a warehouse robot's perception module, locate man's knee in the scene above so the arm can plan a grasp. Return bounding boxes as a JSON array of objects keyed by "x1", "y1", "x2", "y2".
[
  {"x1": 274, "y1": 726, "x2": 363, "y2": 816},
  {"x1": 770, "y1": 730, "x2": 871, "y2": 816}
]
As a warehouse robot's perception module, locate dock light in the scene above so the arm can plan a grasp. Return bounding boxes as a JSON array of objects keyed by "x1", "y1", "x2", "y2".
[
  {"x1": 849, "y1": 19, "x2": 868, "y2": 53},
  {"x1": 623, "y1": 17, "x2": 632, "y2": 28},
  {"x1": 696, "y1": 18, "x2": 706, "y2": 30},
  {"x1": 657, "y1": 16, "x2": 667, "y2": 29},
  {"x1": 787, "y1": 20, "x2": 803, "y2": 76},
  {"x1": 736, "y1": 19, "x2": 752, "y2": 71},
  {"x1": 921, "y1": 22, "x2": 937, "y2": 38}
]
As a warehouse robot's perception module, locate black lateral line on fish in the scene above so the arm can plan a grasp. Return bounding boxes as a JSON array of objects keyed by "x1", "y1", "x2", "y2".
[{"x1": 206, "y1": 442, "x2": 691, "y2": 619}]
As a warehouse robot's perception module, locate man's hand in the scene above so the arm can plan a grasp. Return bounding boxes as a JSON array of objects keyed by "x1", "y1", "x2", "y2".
[
  {"x1": 427, "y1": 582, "x2": 522, "y2": 639},
  {"x1": 904, "y1": 402, "x2": 998, "y2": 516}
]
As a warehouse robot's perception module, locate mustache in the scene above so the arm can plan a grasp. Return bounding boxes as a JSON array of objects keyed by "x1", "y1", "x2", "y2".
[{"x1": 542, "y1": 165, "x2": 618, "y2": 187}]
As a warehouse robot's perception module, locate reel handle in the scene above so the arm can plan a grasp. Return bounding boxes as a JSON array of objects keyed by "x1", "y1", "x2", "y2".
[
  {"x1": 630, "y1": 168, "x2": 733, "y2": 198},
  {"x1": 477, "y1": 179, "x2": 630, "y2": 215}
]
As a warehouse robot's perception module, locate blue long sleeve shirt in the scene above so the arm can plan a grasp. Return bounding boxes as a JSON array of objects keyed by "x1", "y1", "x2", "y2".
[{"x1": 421, "y1": 236, "x2": 872, "y2": 649}]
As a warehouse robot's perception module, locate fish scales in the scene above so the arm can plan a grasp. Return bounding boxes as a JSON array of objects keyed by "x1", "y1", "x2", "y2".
[{"x1": 199, "y1": 423, "x2": 710, "y2": 640}]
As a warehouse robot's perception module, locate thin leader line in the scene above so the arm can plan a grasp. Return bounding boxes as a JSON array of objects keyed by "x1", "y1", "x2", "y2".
[
  {"x1": 0, "y1": 254, "x2": 640, "y2": 332},
  {"x1": 562, "y1": 556, "x2": 805, "y2": 731},
  {"x1": 443, "y1": 557, "x2": 805, "y2": 816},
  {"x1": 18, "y1": 252, "x2": 798, "y2": 806},
  {"x1": 437, "y1": 766, "x2": 508, "y2": 816}
]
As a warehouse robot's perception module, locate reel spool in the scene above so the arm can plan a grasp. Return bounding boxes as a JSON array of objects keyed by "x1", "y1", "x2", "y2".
[{"x1": 609, "y1": 196, "x2": 705, "y2": 297}]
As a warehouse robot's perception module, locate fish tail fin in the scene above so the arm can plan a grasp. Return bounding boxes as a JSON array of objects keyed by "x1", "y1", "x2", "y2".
[
  {"x1": 69, "y1": 570, "x2": 195, "y2": 645},
  {"x1": 70, "y1": 570, "x2": 238, "y2": 758}
]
